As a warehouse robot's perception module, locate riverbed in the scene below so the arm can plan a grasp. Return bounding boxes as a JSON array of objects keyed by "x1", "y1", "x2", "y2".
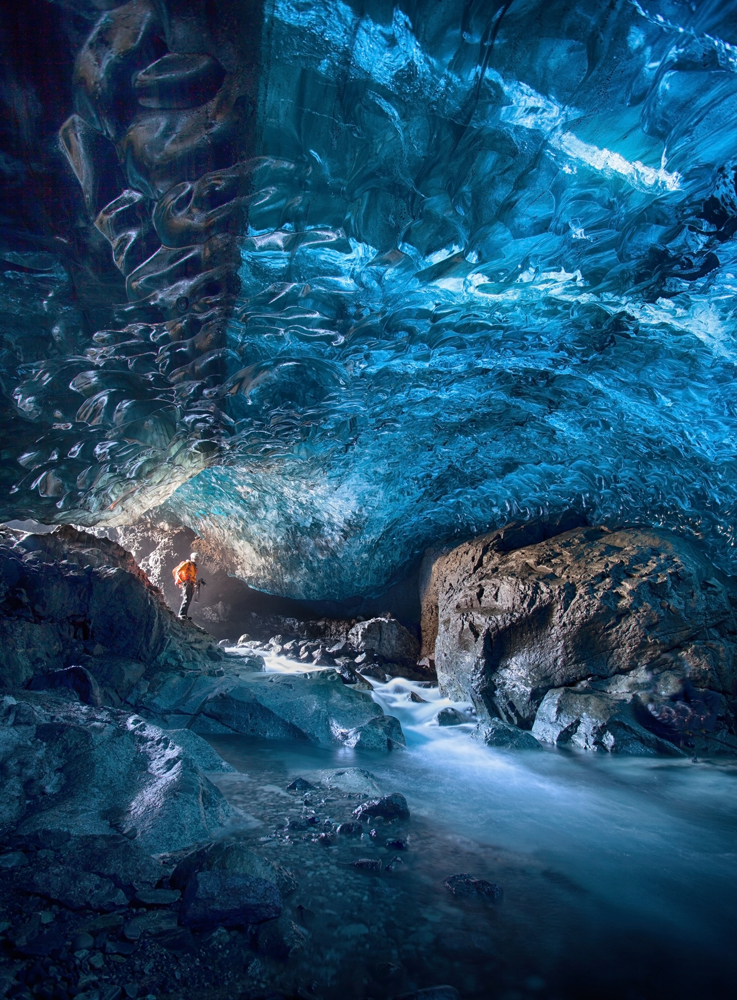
[{"x1": 205, "y1": 656, "x2": 737, "y2": 1000}]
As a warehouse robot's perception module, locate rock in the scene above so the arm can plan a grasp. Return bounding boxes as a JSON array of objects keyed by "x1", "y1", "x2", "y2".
[
  {"x1": 134, "y1": 888, "x2": 181, "y2": 906},
  {"x1": 436, "y1": 707, "x2": 469, "y2": 727},
  {"x1": 256, "y1": 916, "x2": 306, "y2": 959},
  {"x1": 444, "y1": 873, "x2": 503, "y2": 901},
  {"x1": 425, "y1": 525, "x2": 737, "y2": 742},
  {"x1": 348, "y1": 618, "x2": 420, "y2": 671},
  {"x1": 123, "y1": 911, "x2": 179, "y2": 939},
  {"x1": 385, "y1": 855, "x2": 403, "y2": 871},
  {"x1": 354, "y1": 793, "x2": 410, "y2": 823},
  {"x1": 410, "y1": 690, "x2": 427, "y2": 703},
  {"x1": 475, "y1": 718, "x2": 543, "y2": 750},
  {"x1": 0, "y1": 694, "x2": 232, "y2": 853},
  {"x1": 165, "y1": 728, "x2": 235, "y2": 772},
  {"x1": 57, "y1": 834, "x2": 168, "y2": 892},
  {"x1": 335, "y1": 661, "x2": 374, "y2": 690},
  {"x1": 170, "y1": 840, "x2": 292, "y2": 896},
  {"x1": 531, "y1": 688, "x2": 687, "y2": 755},
  {"x1": 316, "y1": 767, "x2": 382, "y2": 796},
  {"x1": 357, "y1": 662, "x2": 389, "y2": 682},
  {"x1": 27, "y1": 666, "x2": 102, "y2": 706},
  {"x1": 0, "y1": 527, "x2": 226, "y2": 702},
  {"x1": 342, "y1": 715, "x2": 406, "y2": 750},
  {"x1": 351, "y1": 858, "x2": 382, "y2": 871},
  {"x1": 0, "y1": 851, "x2": 28, "y2": 869},
  {"x1": 391, "y1": 988, "x2": 461, "y2": 1000},
  {"x1": 26, "y1": 865, "x2": 127, "y2": 911},
  {"x1": 286, "y1": 777, "x2": 316, "y2": 792},
  {"x1": 336, "y1": 821, "x2": 363, "y2": 837},
  {"x1": 144, "y1": 668, "x2": 397, "y2": 748},
  {"x1": 178, "y1": 871, "x2": 282, "y2": 928},
  {"x1": 237, "y1": 634, "x2": 252, "y2": 645}
]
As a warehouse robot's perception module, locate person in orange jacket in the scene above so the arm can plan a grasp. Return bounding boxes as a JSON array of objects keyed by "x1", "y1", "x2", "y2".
[{"x1": 172, "y1": 552, "x2": 206, "y2": 619}]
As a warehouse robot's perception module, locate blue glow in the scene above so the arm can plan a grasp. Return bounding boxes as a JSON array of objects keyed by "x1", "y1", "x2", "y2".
[{"x1": 161, "y1": 0, "x2": 737, "y2": 597}]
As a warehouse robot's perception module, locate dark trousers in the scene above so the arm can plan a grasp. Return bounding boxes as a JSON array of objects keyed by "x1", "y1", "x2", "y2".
[{"x1": 179, "y1": 581, "x2": 195, "y2": 618}]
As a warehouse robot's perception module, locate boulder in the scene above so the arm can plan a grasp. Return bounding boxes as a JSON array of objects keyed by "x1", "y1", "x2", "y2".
[
  {"x1": 475, "y1": 718, "x2": 543, "y2": 750},
  {"x1": 0, "y1": 693, "x2": 232, "y2": 852},
  {"x1": 436, "y1": 707, "x2": 469, "y2": 727},
  {"x1": 315, "y1": 767, "x2": 382, "y2": 796},
  {"x1": 424, "y1": 525, "x2": 737, "y2": 750},
  {"x1": 443, "y1": 873, "x2": 503, "y2": 901},
  {"x1": 532, "y1": 688, "x2": 688, "y2": 755},
  {"x1": 141, "y1": 667, "x2": 404, "y2": 749},
  {"x1": 342, "y1": 715, "x2": 406, "y2": 750},
  {"x1": 170, "y1": 841, "x2": 283, "y2": 893},
  {"x1": 354, "y1": 792, "x2": 410, "y2": 823},
  {"x1": 178, "y1": 870, "x2": 282, "y2": 928},
  {"x1": 0, "y1": 526, "x2": 225, "y2": 703},
  {"x1": 348, "y1": 617, "x2": 420, "y2": 675}
]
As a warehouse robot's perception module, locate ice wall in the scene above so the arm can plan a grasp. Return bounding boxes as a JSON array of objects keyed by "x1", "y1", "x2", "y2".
[{"x1": 3, "y1": 1, "x2": 737, "y2": 598}]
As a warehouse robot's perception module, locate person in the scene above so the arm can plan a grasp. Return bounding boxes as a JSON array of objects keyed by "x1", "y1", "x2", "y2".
[{"x1": 172, "y1": 552, "x2": 206, "y2": 619}]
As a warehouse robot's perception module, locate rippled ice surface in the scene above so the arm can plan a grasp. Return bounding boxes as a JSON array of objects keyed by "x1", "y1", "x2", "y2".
[
  {"x1": 207, "y1": 659, "x2": 737, "y2": 1000},
  {"x1": 163, "y1": 0, "x2": 737, "y2": 599}
]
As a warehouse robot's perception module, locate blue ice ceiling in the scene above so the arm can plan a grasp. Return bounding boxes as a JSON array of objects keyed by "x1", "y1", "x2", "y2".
[{"x1": 4, "y1": 0, "x2": 737, "y2": 599}]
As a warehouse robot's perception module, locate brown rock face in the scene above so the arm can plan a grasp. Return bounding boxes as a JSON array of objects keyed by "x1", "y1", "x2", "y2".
[{"x1": 425, "y1": 526, "x2": 737, "y2": 737}]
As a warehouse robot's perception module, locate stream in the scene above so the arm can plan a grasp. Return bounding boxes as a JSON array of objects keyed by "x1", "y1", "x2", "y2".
[{"x1": 205, "y1": 655, "x2": 737, "y2": 1000}]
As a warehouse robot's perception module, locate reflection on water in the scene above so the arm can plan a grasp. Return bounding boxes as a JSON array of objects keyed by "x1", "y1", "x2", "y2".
[{"x1": 207, "y1": 656, "x2": 737, "y2": 999}]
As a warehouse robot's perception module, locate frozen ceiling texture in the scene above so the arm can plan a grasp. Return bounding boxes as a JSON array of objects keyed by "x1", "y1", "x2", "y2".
[{"x1": 2, "y1": 0, "x2": 737, "y2": 598}]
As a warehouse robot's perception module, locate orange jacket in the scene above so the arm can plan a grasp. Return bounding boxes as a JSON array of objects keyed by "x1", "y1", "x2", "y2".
[{"x1": 173, "y1": 560, "x2": 198, "y2": 585}]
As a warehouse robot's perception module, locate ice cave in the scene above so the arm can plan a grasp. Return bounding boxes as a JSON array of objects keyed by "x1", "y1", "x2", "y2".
[{"x1": 2, "y1": 1, "x2": 737, "y2": 998}]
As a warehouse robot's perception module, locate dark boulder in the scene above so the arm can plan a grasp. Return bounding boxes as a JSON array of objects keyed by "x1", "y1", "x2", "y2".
[
  {"x1": 342, "y1": 714, "x2": 406, "y2": 750},
  {"x1": 179, "y1": 871, "x2": 282, "y2": 928},
  {"x1": 27, "y1": 665, "x2": 102, "y2": 706},
  {"x1": 354, "y1": 792, "x2": 410, "y2": 823},
  {"x1": 348, "y1": 617, "x2": 420, "y2": 677},
  {"x1": 0, "y1": 526, "x2": 225, "y2": 703},
  {"x1": 444, "y1": 873, "x2": 503, "y2": 901},
  {"x1": 424, "y1": 525, "x2": 737, "y2": 752},
  {"x1": 436, "y1": 707, "x2": 469, "y2": 727},
  {"x1": 475, "y1": 718, "x2": 543, "y2": 750}
]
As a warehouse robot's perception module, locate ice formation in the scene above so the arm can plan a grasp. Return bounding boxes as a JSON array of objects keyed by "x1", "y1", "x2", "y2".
[{"x1": 3, "y1": 0, "x2": 737, "y2": 598}]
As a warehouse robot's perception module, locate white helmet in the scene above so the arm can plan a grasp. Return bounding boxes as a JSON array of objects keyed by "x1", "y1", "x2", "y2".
[{"x1": 190, "y1": 552, "x2": 198, "y2": 562}]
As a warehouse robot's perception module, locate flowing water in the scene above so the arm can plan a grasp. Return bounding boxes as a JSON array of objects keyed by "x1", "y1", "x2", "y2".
[{"x1": 206, "y1": 657, "x2": 737, "y2": 1000}]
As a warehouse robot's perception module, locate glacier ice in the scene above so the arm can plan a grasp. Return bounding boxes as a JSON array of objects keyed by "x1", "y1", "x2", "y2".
[{"x1": 3, "y1": 0, "x2": 737, "y2": 598}]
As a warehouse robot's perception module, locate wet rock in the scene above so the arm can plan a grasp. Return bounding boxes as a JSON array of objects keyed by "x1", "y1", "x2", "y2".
[
  {"x1": 27, "y1": 666, "x2": 102, "y2": 707},
  {"x1": 0, "y1": 527, "x2": 226, "y2": 701},
  {"x1": 134, "y1": 888, "x2": 181, "y2": 906},
  {"x1": 0, "y1": 695, "x2": 231, "y2": 853},
  {"x1": 410, "y1": 690, "x2": 427, "y2": 703},
  {"x1": 57, "y1": 834, "x2": 168, "y2": 893},
  {"x1": 475, "y1": 718, "x2": 543, "y2": 750},
  {"x1": 444, "y1": 873, "x2": 503, "y2": 901},
  {"x1": 385, "y1": 855, "x2": 403, "y2": 871},
  {"x1": 425, "y1": 525, "x2": 737, "y2": 739},
  {"x1": 0, "y1": 851, "x2": 28, "y2": 869},
  {"x1": 436, "y1": 707, "x2": 470, "y2": 727},
  {"x1": 151, "y1": 668, "x2": 394, "y2": 747},
  {"x1": 123, "y1": 911, "x2": 179, "y2": 940},
  {"x1": 351, "y1": 858, "x2": 382, "y2": 871},
  {"x1": 316, "y1": 767, "x2": 382, "y2": 796},
  {"x1": 335, "y1": 661, "x2": 374, "y2": 690},
  {"x1": 336, "y1": 821, "x2": 363, "y2": 837},
  {"x1": 354, "y1": 793, "x2": 410, "y2": 823},
  {"x1": 25, "y1": 865, "x2": 127, "y2": 911},
  {"x1": 531, "y1": 688, "x2": 687, "y2": 755},
  {"x1": 357, "y1": 662, "x2": 389, "y2": 682},
  {"x1": 342, "y1": 715, "x2": 406, "y2": 750},
  {"x1": 165, "y1": 728, "x2": 235, "y2": 771},
  {"x1": 171, "y1": 840, "x2": 278, "y2": 889},
  {"x1": 348, "y1": 617, "x2": 420, "y2": 671},
  {"x1": 286, "y1": 777, "x2": 316, "y2": 792},
  {"x1": 179, "y1": 871, "x2": 282, "y2": 928},
  {"x1": 386, "y1": 838, "x2": 408, "y2": 850},
  {"x1": 256, "y1": 916, "x2": 306, "y2": 960}
]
